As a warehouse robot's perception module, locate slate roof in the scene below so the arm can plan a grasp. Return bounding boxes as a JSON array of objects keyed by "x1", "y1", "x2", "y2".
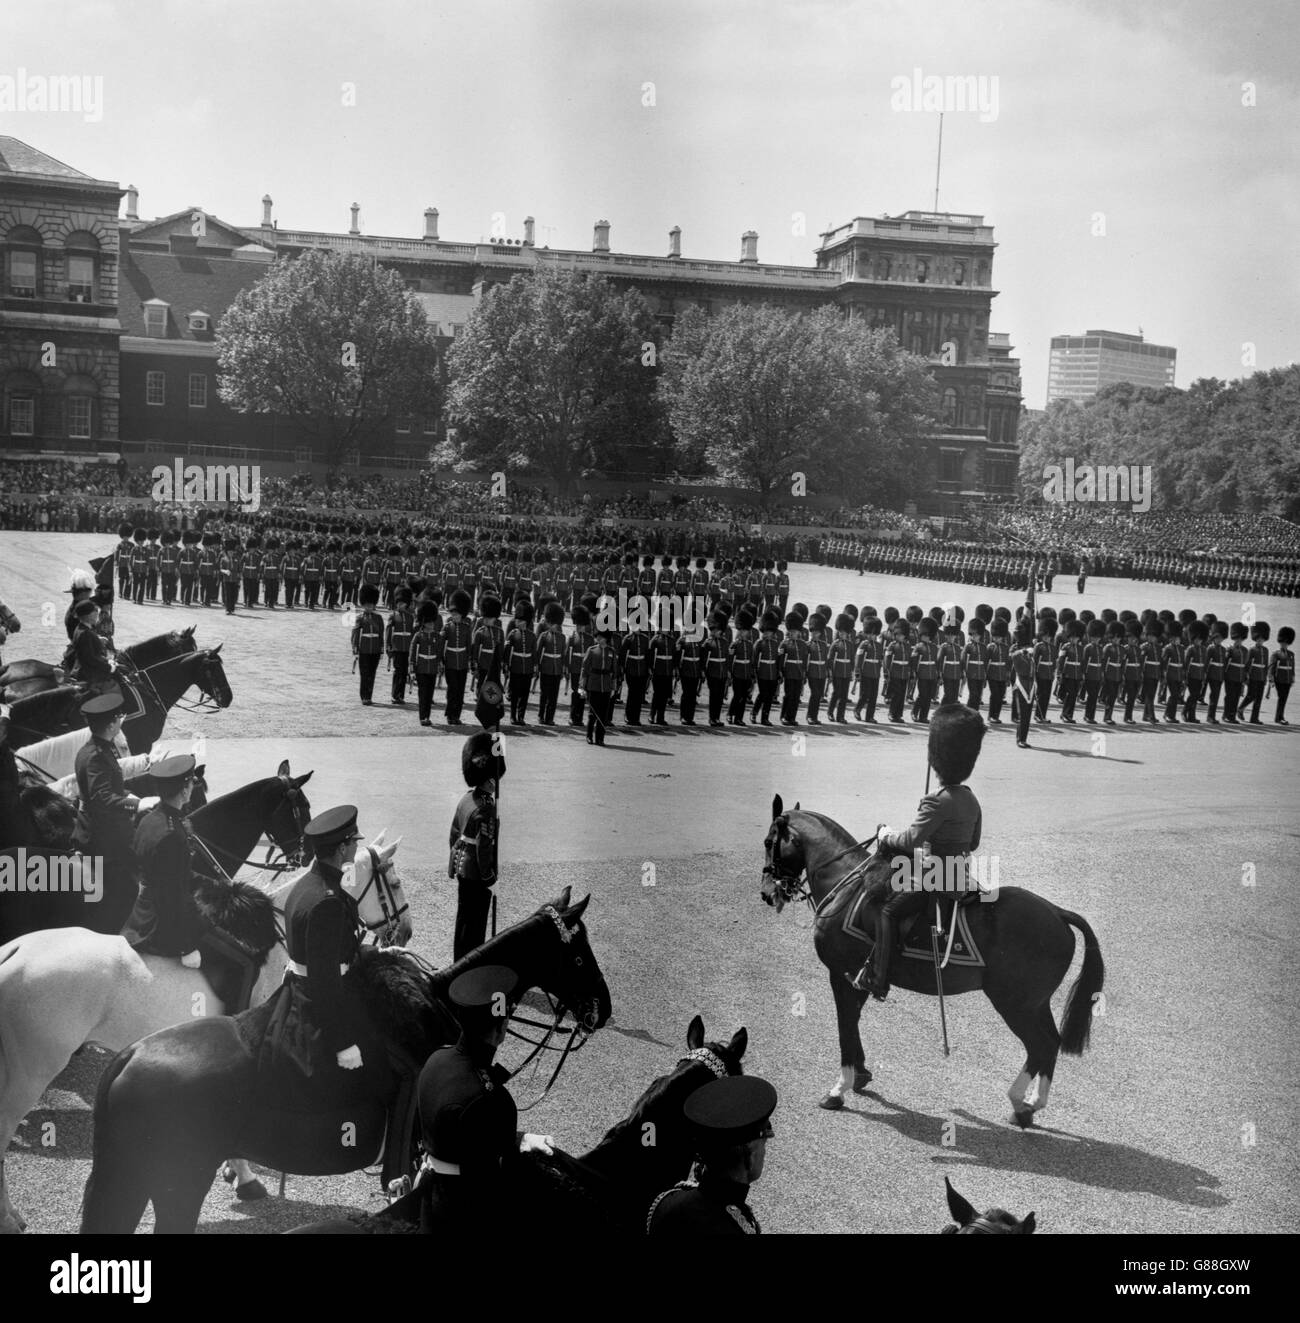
[
  {"x1": 119, "y1": 249, "x2": 270, "y2": 339},
  {"x1": 0, "y1": 136, "x2": 89, "y2": 179}
]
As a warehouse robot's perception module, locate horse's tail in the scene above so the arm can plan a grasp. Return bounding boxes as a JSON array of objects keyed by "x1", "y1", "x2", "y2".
[
  {"x1": 1056, "y1": 907, "x2": 1105, "y2": 1056},
  {"x1": 79, "y1": 1044, "x2": 149, "y2": 1234}
]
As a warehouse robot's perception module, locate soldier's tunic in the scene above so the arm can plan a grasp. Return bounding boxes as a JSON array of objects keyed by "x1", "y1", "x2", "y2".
[
  {"x1": 676, "y1": 633, "x2": 703, "y2": 725},
  {"x1": 64, "y1": 621, "x2": 113, "y2": 688},
  {"x1": 441, "y1": 611, "x2": 473, "y2": 725},
  {"x1": 535, "y1": 622, "x2": 566, "y2": 725},
  {"x1": 984, "y1": 636, "x2": 1009, "y2": 723},
  {"x1": 1056, "y1": 637, "x2": 1083, "y2": 722},
  {"x1": 114, "y1": 535, "x2": 134, "y2": 597},
  {"x1": 1204, "y1": 637, "x2": 1226, "y2": 723},
  {"x1": 352, "y1": 608, "x2": 385, "y2": 704},
  {"x1": 579, "y1": 639, "x2": 618, "y2": 745},
  {"x1": 409, "y1": 620, "x2": 443, "y2": 725},
  {"x1": 1243, "y1": 641, "x2": 1269, "y2": 724},
  {"x1": 504, "y1": 622, "x2": 537, "y2": 723},
  {"x1": 778, "y1": 632, "x2": 809, "y2": 725},
  {"x1": 159, "y1": 538, "x2": 181, "y2": 605},
  {"x1": 74, "y1": 734, "x2": 137, "y2": 926},
  {"x1": 178, "y1": 539, "x2": 200, "y2": 606},
  {"x1": 449, "y1": 786, "x2": 498, "y2": 959},
  {"x1": 1162, "y1": 641, "x2": 1185, "y2": 722},
  {"x1": 387, "y1": 605, "x2": 414, "y2": 705},
  {"x1": 1269, "y1": 644, "x2": 1294, "y2": 723},
  {"x1": 648, "y1": 1174, "x2": 761, "y2": 1236},
  {"x1": 566, "y1": 624, "x2": 595, "y2": 726}
]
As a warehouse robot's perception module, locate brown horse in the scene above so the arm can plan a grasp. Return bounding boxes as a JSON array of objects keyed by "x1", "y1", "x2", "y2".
[{"x1": 761, "y1": 796, "x2": 1104, "y2": 1126}]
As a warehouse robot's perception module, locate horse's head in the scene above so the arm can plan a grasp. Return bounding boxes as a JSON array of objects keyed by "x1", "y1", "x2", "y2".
[
  {"x1": 528, "y1": 886, "x2": 612, "y2": 1036},
  {"x1": 346, "y1": 828, "x2": 411, "y2": 948},
  {"x1": 195, "y1": 646, "x2": 233, "y2": 709},
  {"x1": 941, "y1": 1177, "x2": 1036, "y2": 1235},
  {"x1": 269, "y1": 759, "x2": 313, "y2": 866},
  {"x1": 761, "y1": 792, "x2": 804, "y2": 914}
]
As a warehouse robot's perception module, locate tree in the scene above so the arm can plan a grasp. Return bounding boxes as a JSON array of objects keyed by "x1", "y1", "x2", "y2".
[
  {"x1": 217, "y1": 250, "x2": 442, "y2": 472},
  {"x1": 659, "y1": 303, "x2": 938, "y2": 508},
  {"x1": 444, "y1": 267, "x2": 660, "y2": 492}
]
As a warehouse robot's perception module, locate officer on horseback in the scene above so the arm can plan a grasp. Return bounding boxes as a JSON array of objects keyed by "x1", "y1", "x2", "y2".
[
  {"x1": 647, "y1": 1075, "x2": 778, "y2": 1235},
  {"x1": 64, "y1": 599, "x2": 115, "y2": 691},
  {"x1": 259, "y1": 805, "x2": 378, "y2": 1087},
  {"x1": 449, "y1": 732, "x2": 505, "y2": 961},
  {"x1": 852, "y1": 704, "x2": 986, "y2": 1000},
  {"x1": 415, "y1": 965, "x2": 556, "y2": 1233},
  {"x1": 121, "y1": 753, "x2": 258, "y2": 1014}
]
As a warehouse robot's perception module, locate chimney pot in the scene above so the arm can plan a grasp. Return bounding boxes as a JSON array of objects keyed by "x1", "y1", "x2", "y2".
[
  {"x1": 261, "y1": 194, "x2": 273, "y2": 227},
  {"x1": 349, "y1": 202, "x2": 361, "y2": 236},
  {"x1": 523, "y1": 215, "x2": 535, "y2": 246},
  {"x1": 668, "y1": 225, "x2": 681, "y2": 259},
  {"x1": 593, "y1": 219, "x2": 610, "y2": 252},
  {"x1": 424, "y1": 207, "x2": 439, "y2": 241},
  {"x1": 125, "y1": 185, "x2": 139, "y2": 221},
  {"x1": 740, "y1": 230, "x2": 759, "y2": 264}
]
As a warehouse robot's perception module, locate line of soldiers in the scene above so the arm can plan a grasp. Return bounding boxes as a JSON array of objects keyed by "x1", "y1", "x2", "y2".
[{"x1": 352, "y1": 578, "x2": 1295, "y2": 739}]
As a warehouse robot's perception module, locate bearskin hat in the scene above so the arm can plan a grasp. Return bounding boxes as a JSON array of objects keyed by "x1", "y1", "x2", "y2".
[
  {"x1": 828, "y1": 612, "x2": 849, "y2": 633},
  {"x1": 883, "y1": 606, "x2": 899, "y2": 625},
  {"x1": 1164, "y1": 619, "x2": 1182, "y2": 639},
  {"x1": 991, "y1": 618, "x2": 1009, "y2": 639},
  {"x1": 416, "y1": 601, "x2": 439, "y2": 626},
  {"x1": 1229, "y1": 621, "x2": 1248, "y2": 640},
  {"x1": 808, "y1": 612, "x2": 828, "y2": 632},
  {"x1": 133, "y1": 527, "x2": 147, "y2": 542},
  {"x1": 905, "y1": 605, "x2": 923, "y2": 624},
  {"x1": 974, "y1": 603, "x2": 994, "y2": 623},
  {"x1": 736, "y1": 607, "x2": 757, "y2": 631},
  {"x1": 1099, "y1": 607, "x2": 1117, "y2": 623},
  {"x1": 1278, "y1": 626, "x2": 1295, "y2": 646},
  {"x1": 1086, "y1": 619, "x2": 1105, "y2": 639},
  {"x1": 1038, "y1": 617, "x2": 1059, "y2": 638},
  {"x1": 147, "y1": 528, "x2": 160, "y2": 540},
  {"x1": 1178, "y1": 608, "x2": 1198, "y2": 627},
  {"x1": 1068, "y1": 618, "x2": 1086, "y2": 638},
  {"x1": 761, "y1": 610, "x2": 780, "y2": 632},
  {"x1": 479, "y1": 595, "x2": 501, "y2": 620},
  {"x1": 1057, "y1": 607, "x2": 1076, "y2": 625},
  {"x1": 780, "y1": 612, "x2": 800, "y2": 632},
  {"x1": 778, "y1": 560, "x2": 788, "y2": 571},
  {"x1": 1106, "y1": 620, "x2": 1126, "y2": 640},
  {"x1": 511, "y1": 600, "x2": 533, "y2": 624},
  {"x1": 928, "y1": 605, "x2": 945, "y2": 623},
  {"x1": 1156, "y1": 608, "x2": 1174, "y2": 623},
  {"x1": 462, "y1": 731, "x2": 505, "y2": 789},
  {"x1": 844, "y1": 604, "x2": 859, "y2": 621},
  {"x1": 994, "y1": 605, "x2": 1012, "y2": 622},
  {"x1": 1251, "y1": 621, "x2": 1270, "y2": 641},
  {"x1": 1119, "y1": 609, "x2": 1137, "y2": 623},
  {"x1": 662, "y1": 555, "x2": 674, "y2": 567},
  {"x1": 1211, "y1": 619, "x2": 1229, "y2": 638},
  {"x1": 1125, "y1": 619, "x2": 1143, "y2": 638},
  {"x1": 791, "y1": 602, "x2": 809, "y2": 621},
  {"x1": 1144, "y1": 617, "x2": 1163, "y2": 636},
  {"x1": 695, "y1": 557, "x2": 707, "y2": 569},
  {"x1": 357, "y1": 584, "x2": 380, "y2": 607},
  {"x1": 448, "y1": 589, "x2": 471, "y2": 614},
  {"x1": 865, "y1": 616, "x2": 883, "y2": 636},
  {"x1": 118, "y1": 521, "x2": 134, "y2": 538},
  {"x1": 223, "y1": 535, "x2": 239, "y2": 550},
  {"x1": 543, "y1": 601, "x2": 565, "y2": 626},
  {"x1": 266, "y1": 536, "x2": 280, "y2": 550},
  {"x1": 564, "y1": 603, "x2": 588, "y2": 629},
  {"x1": 1187, "y1": 619, "x2": 1208, "y2": 641},
  {"x1": 928, "y1": 704, "x2": 986, "y2": 786},
  {"x1": 708, "y1": 610, "x2": 729, "y2": 632},
  {"x1": 966, "y1": 616, "x2": 985, "y2": 637},
  {"x1": 394, "y1": 586, "x2": 413, "y2": 605}
]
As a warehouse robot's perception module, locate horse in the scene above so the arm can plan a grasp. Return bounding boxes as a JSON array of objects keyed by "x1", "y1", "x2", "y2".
[
  {"x1": 79, "y1": 888, "x2": 609, "y2": 1234},
  {"x1": 0, "y1": 831, "x2": 411, "y2": 1234},
  {"x1": 289, "y1": 1014, "x2": 749, "y2": 1235},
  {"x1": 760, "y1": 796, "x2": 1105, "y2": 1125},
  {"x1": 0, "y1": 628, "x2": 199, "y2": 703},
  {"x1": 940, "y1": 1177, "x2": 1036, "y2": 1234},
  {"x1": 0, "y1": 759, "x2": 312, "y2": 945}
]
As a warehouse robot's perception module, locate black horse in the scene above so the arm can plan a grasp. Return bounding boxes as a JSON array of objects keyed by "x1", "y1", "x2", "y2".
[
  {"x1": 301, "y1": 1014, "x2": 750, "y2": 1235},
  {"x1": 80, "y1": 889, "x2": 610, "y2": 1234},
  {"x1": 761, "y1": 796, "x2": 1104, "y2": 1125},
  {"x1": 941, "y1": 1177, "x2": 1036, "y2": 1234},
  {"x1": 0, "y1": 760, "x2": 311, "y2": 944},
  {"x1": 0, "y1": 627, "x2": 199, "y2": 702}
]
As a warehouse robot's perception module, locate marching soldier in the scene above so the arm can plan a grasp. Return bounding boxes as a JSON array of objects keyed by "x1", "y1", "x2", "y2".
[
  {"x1": 1205, "y1": 619, "x2": 1228, "y2": 724},
  {"x1": 1121, "y1": 619, "x2": 1144, "y2": 723},
  {"x1": 911, "y1": 617, "x2": 940, "y2": 723},
  {"x1": 409, "y1": 600, "x2": 444, "y2": 727},
  {"x1": 1033, "y1": 617, "x2": 1058, "y2": 724},
  {"x1": 727, "y1": 608, "x2": 757, "y2": 726},
  {"x1": 580, "y1": 626, "x2": 620, "y2": 746},
  {"x1": 825, "y1": 613, "x2": 855, "y2": 724},
  {"x1": 1270, "y1": 626, "x2": 1294, "y2": 724},
  {"x1": 503, "y1": 600, "x2": 537, "y2": 725},
  {"x1": 703, "y1": 613, "x2": 731, "y2": 729},
  {"x1": 1139, "y1": 618, "x2": 1163, "y2": 724},
  {"x1": 122, "y1": 754, "x2": 257, "y2": 1014},
  {"x1": 416, "y1": 966, "x2": 556, "y2": 1235},
  {"x1": 853, "y1": 617, "x2": 884, "y2": 722},
  {"x1": 441, "y1": 590, "x2": 475, "y2": 725},
  {"x1": 882, "y1": 619, "x2": 911, "y2": 725},
  {"x1": 621, "y1": 617, "x2": 651, "y2": 727},
  {"x1": 1100, "y1": 620, "x2": 1125, "y2": 726},
  {"x1": 647, "y1": 1076, "x2": 777, "y2": 1236},
  {"x1": 937, "y1": 620, "x2": 964, "y2": 707},
  {"x1": 218, "y1": 535, "x2": 241, "y2": 614},
  {"x1": 778, "y1": 611, "x2": 809, "y2": 727},
  {"x1": 1161, "y1": 620, "x2": 1186, "y2": 723},
  {"x1": 340, "y1": 540, "x2": 361, "y2": 606},
  {"x1": 130, "y1": 527, "x2": 149, "y2": 604},
  {"x1": 322, "y1": 539, "x2": 342, "y2": 611},
  {"x1": 382, "y1": 543, "x2": 404, "y2": 609},
  {"x1": 386, "y1": 587, "x2": 415, "y2": 706},
  {"x1": 1182, "y1": 619, "x2": 1208, "y2": 723},
  {"x1": 449, "y1": 733, "x2": 504, "y2": 958},
  {"x1": 648, "y1": 622, "x2": 677, "y2": 726},
  {"x1": 1080, "y1": 619, "x2": 1105, "y2": 723},
  {"x1": 962, "y1": 617, "x2": 989, "y2": 714},
  {"x1": 241, "y1": 533, "x2": 262, "y2": 608},
  {"x1": 360, "y1": 543, "x2": 384, "y2": 600},
  {"x1": 752, "y1": 612, "x2": 782, "y2": 726},
  {"x1": 303, "y1": 539, "x2": 324, "y2": 611},
  {"x1": 804, "y1": 612, "x2": 830, "y2": 726},
  {"x1": 145, "y1": 528, "x2": 162, "y2": 601},
  {"x1": 352, "y1": 584, "x2": 385, "y2": 706},
  {"x1": 472, "y1": 595, "x2": 505, "y2": 691},
  {"x1": 261, "y1": 535, "x2": 284, "y2": 608},
  {"x1": 198, "y1": 531, "x2": 220, "y2": 606},
  {"x1": 1242, "y1": 622, "x2": 1270, "y2": 724}
]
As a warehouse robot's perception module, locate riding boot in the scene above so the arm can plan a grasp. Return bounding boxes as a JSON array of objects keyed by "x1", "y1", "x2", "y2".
[{"x1": 852, "y1": 912, "x2": 892, "y2": 999}]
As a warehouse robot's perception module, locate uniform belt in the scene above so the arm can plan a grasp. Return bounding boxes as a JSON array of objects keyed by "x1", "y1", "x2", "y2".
[{"x1": 286, "y1": 959, "x2": 351, "y2": 977}]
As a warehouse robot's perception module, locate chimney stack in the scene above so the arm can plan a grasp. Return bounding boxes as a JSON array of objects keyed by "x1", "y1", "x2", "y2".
[
  {"x1": 523, "y1": 215, "x2": 535, "y2": 246},
  {"x1": 740, "y1": 230, "x2": 758, "y2": 264},
  {"x1": 668, "y1": 226, "x2": 681, "y2": 258},
  {"x1": 593, "y1": 219, "x2": 610, "y2": 252},
  {"x1": 261, "y1": 194, "x2": 273, "y2": 227},
  {"x1": 349, "y1": 202, "x2": 361, "y2": 236},
  {"x1": 125, "y1": 185, "x2": 138, "y2": 220},
  {"x1": 424, "y1": 207, "x2": 439, "y2": 241}
]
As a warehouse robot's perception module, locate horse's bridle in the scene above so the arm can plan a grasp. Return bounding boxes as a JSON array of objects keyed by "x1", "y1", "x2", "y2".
[
  {"x1": 762, "y1": 815, "x2": 879, "y2": 909},
  {"x1": 351, "y1": 844, "x2": 409, "y2": 946}
]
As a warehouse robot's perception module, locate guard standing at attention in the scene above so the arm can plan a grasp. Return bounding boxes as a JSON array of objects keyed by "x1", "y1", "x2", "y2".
[
  {"x1": 647, "y1": 1076, "x2": 778, "y2": 1235},
  {"x1": 409, "y1": 600, "x2": 444, "y2": 727},
  {"x1": 441, "y1": 589, "x2": 474, "y2": 725},
  {"x1": 352, "y1": 584, "x2": 385, "y2": 706},
  {"x1": 386, "y1": 587, "x2": 415, "y2": 707},
  {"x1": 580, "y1": 626, "x2": 619, "y2": 745},
  {"x1": 449, "y1": 732, "x2": 504, "y2": 959}
]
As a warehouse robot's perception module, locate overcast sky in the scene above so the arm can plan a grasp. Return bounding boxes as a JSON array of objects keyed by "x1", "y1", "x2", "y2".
[{"x1": 6, "y1": 0, "x2": 1297, "y2": 408}]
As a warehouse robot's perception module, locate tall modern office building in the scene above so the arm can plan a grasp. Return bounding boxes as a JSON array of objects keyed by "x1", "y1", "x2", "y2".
[{"x1": 1046, "y1": 329, "x2": 1176, "y2": 404}]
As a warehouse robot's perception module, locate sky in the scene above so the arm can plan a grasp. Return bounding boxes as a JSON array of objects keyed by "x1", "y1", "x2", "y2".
[{"x1": 4, "y1": 0, "x2": 1297, "y2": 408}]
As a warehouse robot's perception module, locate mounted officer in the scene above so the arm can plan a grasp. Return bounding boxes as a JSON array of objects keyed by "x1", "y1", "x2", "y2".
[
  {"x1": 121, "y1": 753, "x2": 258, "y2": 1013},
  {"x1": 852, "y1": 704, "x2": 986, "y2": 1000},
  {"x1": 258, "y1": 806, "x2": 383, "y2": 1095},
  {"x1": 647, "y1": 1075, "x2": 777, "y2": 1235},
  {"x1": 415, "y1": 965, "x2": 556, "y2": 1234},
  {"x1": 64, "y1": 598, "x2": 116, "y2": 690}
]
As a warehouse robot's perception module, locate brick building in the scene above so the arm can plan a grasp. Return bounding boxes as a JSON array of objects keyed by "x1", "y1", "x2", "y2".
[{"x1": 1, "y1": 136, "x2": 1023, "y2": 508}]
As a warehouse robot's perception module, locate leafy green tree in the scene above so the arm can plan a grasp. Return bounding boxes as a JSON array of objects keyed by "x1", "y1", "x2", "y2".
[{"x1": 217, "y1": 250, "x2": 442, "y2": 472}]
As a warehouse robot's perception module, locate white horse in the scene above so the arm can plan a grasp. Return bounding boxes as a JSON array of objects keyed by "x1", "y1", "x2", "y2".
[{"x1": 0, "y1": 830, "x2": 408, "y2": 1234}]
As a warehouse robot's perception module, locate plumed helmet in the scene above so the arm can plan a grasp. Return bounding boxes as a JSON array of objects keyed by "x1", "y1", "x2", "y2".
[
  {"x1": 928, "y1": 704, "x2": 986, "y2": 786},
  {"x1": 462, "y1": 731, "x2": 505, "y2": 788}
]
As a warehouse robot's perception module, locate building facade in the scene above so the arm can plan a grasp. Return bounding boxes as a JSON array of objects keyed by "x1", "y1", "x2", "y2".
[
  {"x1": 1046, "y1": 328, "x2": 1176, "y2": 404},
  {"x1": 2, "y1": 136, "x2": 1023, "y2": 507}
]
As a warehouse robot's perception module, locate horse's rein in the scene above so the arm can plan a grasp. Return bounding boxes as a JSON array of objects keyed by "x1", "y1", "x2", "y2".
[
  {"x1": 764, "y1": 820, "x2": 880, "y2": 907},
  {"x1": 350, "y1": 844, "x2": 409, "y2": 942}
]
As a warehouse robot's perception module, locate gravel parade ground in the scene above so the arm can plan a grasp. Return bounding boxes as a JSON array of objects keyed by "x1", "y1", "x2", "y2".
[{"x1": 3, "y1": 532, "x2": 1296, "y2": 1235}]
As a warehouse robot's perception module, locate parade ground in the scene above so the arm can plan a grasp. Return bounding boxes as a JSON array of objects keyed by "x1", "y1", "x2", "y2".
[{"x1": 3, "y1": 533, "x2": 1297, "y2": 1235}]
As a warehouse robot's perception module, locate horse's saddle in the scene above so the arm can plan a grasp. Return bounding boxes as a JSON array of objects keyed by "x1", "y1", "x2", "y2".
[{"x1": 820, "y1": 853, "x2": 985, "y2": 969}]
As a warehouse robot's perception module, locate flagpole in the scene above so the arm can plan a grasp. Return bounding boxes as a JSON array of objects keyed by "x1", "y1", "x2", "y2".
[{"x1": 933, "y1": 112, "x2": 944, "y2": 212}]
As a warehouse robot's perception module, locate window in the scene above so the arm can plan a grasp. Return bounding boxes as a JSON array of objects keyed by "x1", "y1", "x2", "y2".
[
  {"x1": 423, "y1": 416, "x2": 437, "y2": 435},
  {"x1": 940, "y1": 450, "x2": 962, "y2": 482},
  {"x1": 67, "y1": 253, "x2": 95, "y2": 302},
  {"x1": 143, "y1": 303, "x2": 169, "y2": 336},
  {"x1": 916, "y1": 259, "x2": 929, "y2": 284},
  {"x1": 395, "y1": 415, "x2": 412, "y2": 433},
  {"x1": 910, "y1": 334, "x2": 924, "y2": 355},
  {"x1": 9, "y1": 396, "x2": 34, "y2": 435},
  {"x1": 188, "y1": 311, "x2": 210, "y2": 332},
  {"x1": 146, "y1": 371, "x2": 165, "y2": 406},
  {"x1": 954, "y1": 261, "x2": 965, "y2": 286},
  {"x1": 188, "y1": 374, "x2": 207, "y2": 407},
  {"x1": 9, "y1": 249, "x2": 36, "y2": 298},
  {"x1": 67, "y1": 396, "x2": 92, "y2": 438},
  {"x1": 875, "y1": 257, "x2": 891, "y2": 280},
  {"x1": 941, "y1": 387, "x2": 959, "y2": 425}
]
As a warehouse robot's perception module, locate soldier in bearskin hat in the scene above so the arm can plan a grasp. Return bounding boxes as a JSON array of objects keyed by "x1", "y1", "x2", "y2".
[
  {"x1": 241, "y1": 532, "x2": 262, "y2": 609},
  {"x1": 449, "y1": 732, "x2": 505, "y2": 960},
  {"x1": 130, "y1": 527, "x2": 149, "y2": 604},
  {"x1": 503, "y1": 599, "x2": 537, "y2": 725},
  {"x1": 386, "y1": 586, "x2": 415, "y2": 706},
  {"x1": 1241, "y1": 621, "x2": 1271, "y2": 724},
  {"x1": 114, "y1": 521, "x2": 135, "y2": 599},
  {"x1": 409, "y1": 599, "x2": 444, "y2": 726},
  {"x1": 853, "y1": 703, "x2": 987, "y2": 999},
  {"x1": 144, "y1": 527, "x2": 162, "y2": 601},
  {"x1": 282, "y1": 535, "x2": 303, "y2": 609},
  {"x1": 177, "y1": 530, "x2": 200, "y2": 606},
  {"x1": 566, "y1": 602, "x2": 595, "y2": 727},
  {"x1": 351, "y1": 584, "x2": 385, "y2": 705},
  {"x1": 536, "y1": 601, "x2": 567, "y2": 726},
  {"x1": 1269, "y1": 626, "x2": 1294, "y2": 725}
]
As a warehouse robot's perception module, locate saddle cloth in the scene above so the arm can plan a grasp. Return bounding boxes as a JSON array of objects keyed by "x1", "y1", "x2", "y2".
[{"x1": 823, "y1": 853, "x2": 986, "y2": 968}]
